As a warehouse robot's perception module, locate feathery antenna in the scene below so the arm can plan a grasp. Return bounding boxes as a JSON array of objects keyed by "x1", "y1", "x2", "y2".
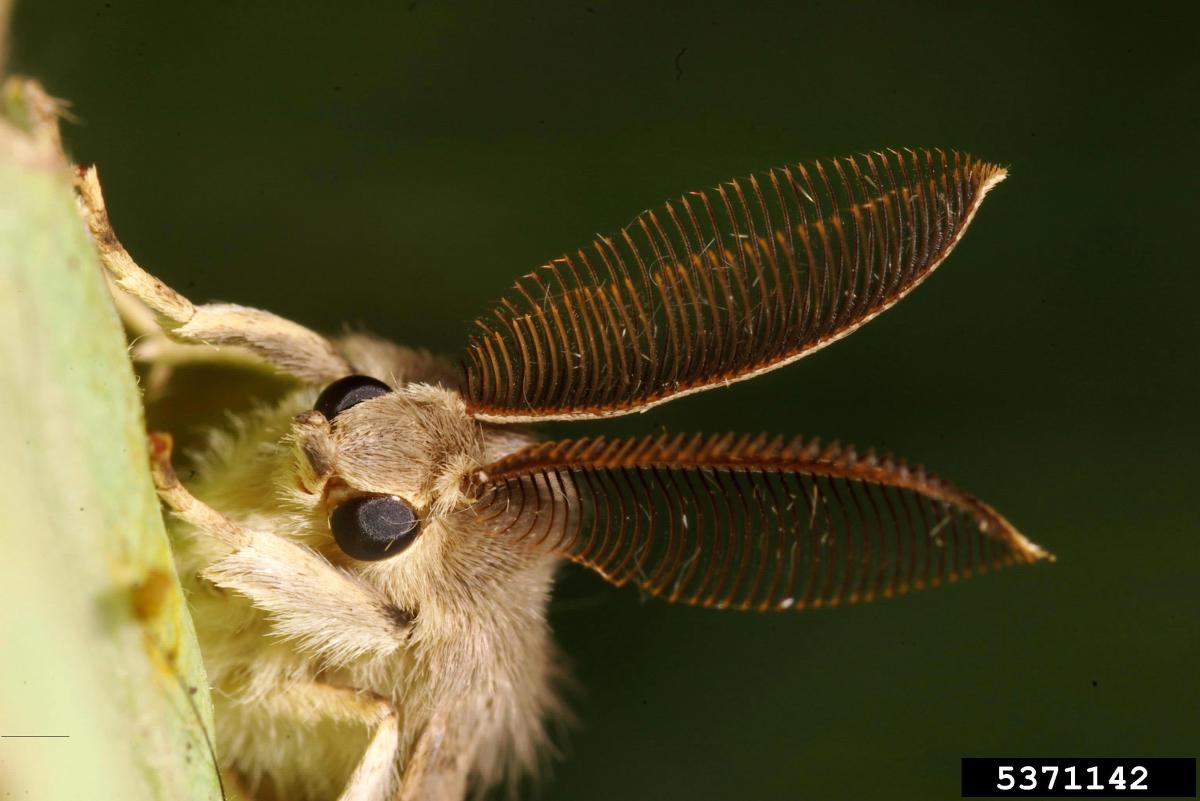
[
  {"x1": 470, "y1": 434, "x2": 1050, "y2": 612},
  {"x1": 464, "y1": 149, "x2": 1006, "y2": 422}
]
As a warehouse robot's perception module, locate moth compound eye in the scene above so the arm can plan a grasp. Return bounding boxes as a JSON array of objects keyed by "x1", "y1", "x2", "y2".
[
  {"x1": 314, "y1": 375, "x2": 391, "y2": 420},
  {"x1": 329, "y1": 495, "x2": 421, "y2": 561}
]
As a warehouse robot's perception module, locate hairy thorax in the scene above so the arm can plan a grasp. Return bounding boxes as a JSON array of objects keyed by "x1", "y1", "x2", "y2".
[{"x1": 167, "y1": 338, "x2": 563, "y2": 801}]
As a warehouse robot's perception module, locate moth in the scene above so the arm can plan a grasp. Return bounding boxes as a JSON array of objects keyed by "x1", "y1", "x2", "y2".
[{"x1": 75, "y1": 147, "x2": 1052, "y2": 801}]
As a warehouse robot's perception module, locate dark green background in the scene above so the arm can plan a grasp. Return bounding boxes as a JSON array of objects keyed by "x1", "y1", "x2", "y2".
[{"x1": 12, "y1": 3, "x2": 1197, "y2": 800}]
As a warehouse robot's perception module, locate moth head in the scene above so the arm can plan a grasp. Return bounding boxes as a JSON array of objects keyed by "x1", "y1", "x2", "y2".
[{"x1": 288, "y1": 375, "x2": 489, "y2": 568}]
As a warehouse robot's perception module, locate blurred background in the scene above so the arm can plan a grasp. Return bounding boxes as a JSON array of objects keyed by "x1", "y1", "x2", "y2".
[{"x1": 9, "y1": 2, "x2": 1197, "y2": 799}]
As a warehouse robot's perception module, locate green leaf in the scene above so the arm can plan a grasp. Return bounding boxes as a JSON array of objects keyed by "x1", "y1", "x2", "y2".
[{"x1": 0, "y1": 79, "x2": 224, "y2": 801}]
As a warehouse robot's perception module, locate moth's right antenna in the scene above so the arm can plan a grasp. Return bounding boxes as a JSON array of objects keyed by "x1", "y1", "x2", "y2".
[
  {"x1": 468, "y1": 434, "x2": 1052, "y2": 612},
  {"x1": 461, "y1": 149, "x2": 1007, "y2": 423}
]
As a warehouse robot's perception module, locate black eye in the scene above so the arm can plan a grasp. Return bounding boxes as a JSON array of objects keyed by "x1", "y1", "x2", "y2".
[
  {"x1": 315, "y1": 374, "x2": 391, "y2": 420},
  {"x1": 329, "y1": 495, "x2": 421, "y2": 561}
]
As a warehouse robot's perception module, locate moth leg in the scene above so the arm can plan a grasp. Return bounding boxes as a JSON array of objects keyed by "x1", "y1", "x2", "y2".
[
  {"x1": 76, "y1": 166, "x2": 351, "y2": 382},
  {"x1": 148, "y1": 432, "x2": 247, "y2": 548},
  {"x1": 105, "y1": 268, "x2": 160, "y2": 341},
  {"x1": 148, "y1": 433, "x2": 410, "y2": 662},
  {"x1": 396, "y1": 708, "x2": 473, "y2": 801},
  {"x1": 103, "y1": 269, "x2": 264, "y2": 395},
  {"x1": 257, "y1": 682, "x2": 401, "y2": 801},
  {"x1": 262, "y1": 678, "x2": 472, "y2": 801},
  {"x1": 334, "y1": 689, "x2": 400, "y2": 801}
]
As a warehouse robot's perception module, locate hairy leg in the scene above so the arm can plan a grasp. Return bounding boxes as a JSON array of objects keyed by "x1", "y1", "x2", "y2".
[
  {"x1": 396, "y1": 709, "x2": 474, "y2": 801},
  {"x1": 260, "y1": 682, "x2": 401, "y2": 801},
  {"x1": 76, "y1": 166, "x2": 351, "y2": 382},
  {"x1": 105, "y1": 270, "x2": 265, "y2": 394},
  {"x1": 148, "y1": 432, "x2": 410, "y2": 664}
]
